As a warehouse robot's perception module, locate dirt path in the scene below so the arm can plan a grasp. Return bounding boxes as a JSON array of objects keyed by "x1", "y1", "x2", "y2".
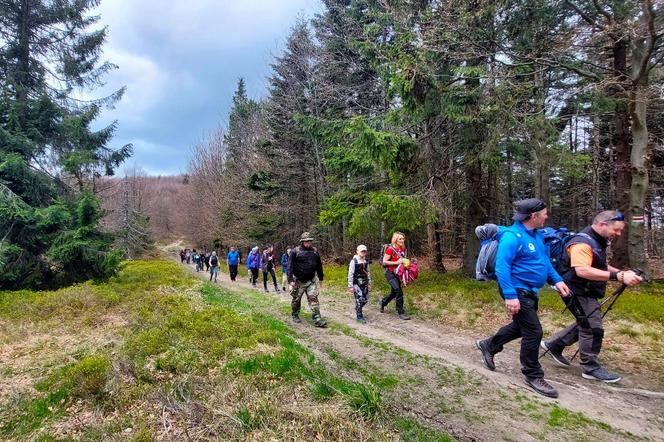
[{"x1": 174, "y1": 255, "x2": 664, "y2": 441}]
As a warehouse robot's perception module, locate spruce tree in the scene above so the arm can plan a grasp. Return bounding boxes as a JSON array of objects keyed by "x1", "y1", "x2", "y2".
[{"x1": 0, "y1": 0, "x2": 130, "y2": 288}]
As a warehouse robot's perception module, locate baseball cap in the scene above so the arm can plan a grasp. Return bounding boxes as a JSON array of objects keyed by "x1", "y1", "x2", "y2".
[{"x1": 513, "y1": 198, "x2": 546, "y2": 221}]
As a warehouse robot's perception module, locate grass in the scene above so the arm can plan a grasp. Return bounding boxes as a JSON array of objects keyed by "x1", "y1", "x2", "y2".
[
  {"x1": 0, "y1": 259, "x2": 453, "y2": 441},
  {"x1": 324, "y1": 262, "x2": 664, "y2": 325},
  {"x1": 323, "y1": 262, "x2": 664, "y2": 389}
]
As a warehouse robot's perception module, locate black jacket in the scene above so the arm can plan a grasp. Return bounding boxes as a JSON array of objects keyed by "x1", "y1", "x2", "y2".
[
  {"x1": 288, "y1": 245, "x2": 324, "y2": 283},
  {"x1": 562, "y1": 226, "x2": 608, "y2": 298}
]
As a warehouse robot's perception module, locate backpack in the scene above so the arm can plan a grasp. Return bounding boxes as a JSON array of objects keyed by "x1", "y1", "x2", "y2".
[
  {"x1": 474, "y1": 224, "x2": 581, "y2": 281},
  {"x1": 210, "y1": 255, "x2": 219, "y2": 266},
  {"x1": 538, "y1": 227, "x2": 576, "y2": 275},
  {"x1": 380, "y1": 244, "x2": 406, "y2": 267}
]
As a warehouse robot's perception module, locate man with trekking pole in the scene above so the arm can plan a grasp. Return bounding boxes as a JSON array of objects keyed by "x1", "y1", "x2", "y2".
[
  {"x1": 476, "y1": 198, "x2": 571, "y2": 398},
  {"x1": 540, "y1": 210, "x2": 643, "y2": 383}
]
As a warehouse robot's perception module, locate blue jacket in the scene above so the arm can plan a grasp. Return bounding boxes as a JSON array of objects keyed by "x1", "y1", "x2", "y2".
[
  {"x1": 246, "y1": 251, "x2": 262, "y2": 270},
  {"x1": 227, "y1": 250, "x2": 240, "y2": 265},
  {"x1": 280, "y1": 253, "x2": 289, "y2": 272},
  {"x1": 495, "y1": 221, "x2": 562, "y2": 299}
]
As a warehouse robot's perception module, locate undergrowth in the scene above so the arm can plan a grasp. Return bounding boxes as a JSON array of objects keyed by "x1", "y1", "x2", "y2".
[{"x1": 0, "y1": 260, "x2": 449, "y2": 441}]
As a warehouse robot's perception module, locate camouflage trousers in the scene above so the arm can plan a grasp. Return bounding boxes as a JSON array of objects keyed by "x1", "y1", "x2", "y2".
[{"x1": 291, "y1": 279, "x2": 322, "y2": 322}]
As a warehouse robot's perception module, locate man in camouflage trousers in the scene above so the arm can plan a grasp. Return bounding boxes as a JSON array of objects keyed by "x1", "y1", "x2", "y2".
[{"x1": 288, "y1": 232, "x2": 327, "y2": 328}]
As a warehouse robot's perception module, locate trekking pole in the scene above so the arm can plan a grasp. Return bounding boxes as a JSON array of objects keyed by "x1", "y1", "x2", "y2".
[
  {"x1": 568, "y1": 268, "x2": 647, "y2": 362},
  {"x1": 539, "y1": 287, "x2": 624, "y2": 360},
  {"x1": 539, "y1": 273, "x2": 635, "y2": 361}
]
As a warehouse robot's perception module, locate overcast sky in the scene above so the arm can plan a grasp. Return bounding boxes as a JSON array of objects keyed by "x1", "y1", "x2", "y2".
[{"x1": 93, "y1": 0, "x2": 323, "y2": 176}]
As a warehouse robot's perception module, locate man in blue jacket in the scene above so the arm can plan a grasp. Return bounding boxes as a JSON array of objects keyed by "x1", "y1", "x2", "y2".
[
  {"x1": 227, "y1": 247, "x2": 241, "y2": 282},
  {"x1": 476, "y1": 198, "x2": 571, "y2": 398}
]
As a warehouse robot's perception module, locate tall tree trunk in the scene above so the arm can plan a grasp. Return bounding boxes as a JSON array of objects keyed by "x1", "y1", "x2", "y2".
[
  {"x1": 627, "y1": 75, "x2": 651, "y2": 271},
  {"x1": 610, "y1": 37, "x2": 632, "y2": 268}
]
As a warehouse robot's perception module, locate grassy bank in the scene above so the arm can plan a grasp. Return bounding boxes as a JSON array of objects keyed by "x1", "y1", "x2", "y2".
[
  {"x1": 0, "y1": 260, "x2": 451, "y2": 441},
  {"x1": 323, "y1": 262, "x2": 664, "y2": 389}
]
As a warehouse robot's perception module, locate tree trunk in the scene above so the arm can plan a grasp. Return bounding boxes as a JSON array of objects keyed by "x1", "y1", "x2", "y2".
[
  {"x1": 610, "y1": 38, "x2": 632, "y2": 268},
  {"x1": 627, "y1": 80, "x2": 651, "y2": 271},
  {"x1": 427, "y1": 220, "x2": 446, "y2": 272}
]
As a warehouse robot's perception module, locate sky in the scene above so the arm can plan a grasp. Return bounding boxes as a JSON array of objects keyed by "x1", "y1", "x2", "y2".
[{"x1": 93, "y1": 0, "x2": 323, "y2": 176}]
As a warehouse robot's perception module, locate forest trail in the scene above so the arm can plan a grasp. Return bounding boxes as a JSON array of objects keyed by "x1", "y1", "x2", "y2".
[{"x1": 171, "y1": 251, "x2": 664, "y2": 441}]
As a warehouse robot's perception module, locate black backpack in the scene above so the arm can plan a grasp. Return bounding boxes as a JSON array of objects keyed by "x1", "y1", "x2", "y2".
[{"x1": 210, "y1": 255, "x2": 219, "y2": 266}]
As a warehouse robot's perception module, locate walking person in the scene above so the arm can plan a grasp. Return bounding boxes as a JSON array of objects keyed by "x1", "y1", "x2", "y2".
[
  {"x1": 179, "y1": 249, "x2": 185, "y2": 263},
  {"x1": 209, "y1": 251, "x2": 220, "y2": 283},
  {"x1": 227, "y1": 246, "x2": 241, "y2": 281},
  {"x1": 204, "y1": 251, "x2": 211, "y2": 272},
  {"x1": 475, "y1": 198, "x2": 571, "y2": 398},
  {"x1": 247, "y1": 247, "x2": 262, "y2": 287},
  {"x1": 193, "y1": 249, "x2": 201, "y2": 272},
  {"x1": 378, "y1": 232, "x2": 412, "y2": 320},
  {"x1": 262, "y1": 245, "x2": 280, "y2": 292},
  {"x1": 541, "y1": 210, "x2": 643, "y2": 383},
  {"x1": 288, "y1": 232, "x2": 326, "y2": 328},
  {"x1": 280, "y1": 248, "x2": 291, "y2": 291},
  {"x1": 348, "y1": 245, "x2": 371, "y2": 323}
]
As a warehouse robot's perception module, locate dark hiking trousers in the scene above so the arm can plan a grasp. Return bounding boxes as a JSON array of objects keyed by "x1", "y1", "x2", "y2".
[
  {"x1": 381, "y1": 270, "x2": 405, "y2": 314},
  {"x1": 229, "y1": 264, "x2": 238, "y2": 281},
  {"x1": 546, "y1": 295, "x2": 603, "y2": 372},
  {"x1": 250, "y1": 268, "x2": 259, "y2": 285},
  {"x1": 263, "y1": 268, "x2": 278, "y2": 290},
  {"x1": 486, "y1": 289, "x2": 544, "y2": 380}
]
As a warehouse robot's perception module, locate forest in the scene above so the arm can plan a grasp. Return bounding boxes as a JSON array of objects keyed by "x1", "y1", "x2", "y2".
[{"x1": 182, "y1": 0, "x2": 664, "y2": 276}]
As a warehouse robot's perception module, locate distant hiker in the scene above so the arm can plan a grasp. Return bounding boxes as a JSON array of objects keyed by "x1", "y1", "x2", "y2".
[
  {"x1": 227, "y1": 247, "x2": 241, "y2": 281},
  {"x1": 179, "y1": 249, "x2": 185, "y2": 263},
  {"x1": 288, "y1": 232, "x2": 326, "y2": 327},
  {"x1": 204, "y1": 251, "x2": 211, "y2": 271},
  {"x1": 378, "y1": 231, "x2": 412, "y2": 320},
  {"x1": 193, "y1": 249, "x2": 201, "y2": 272},
  {"x1": 209, "y1": 251, "x2": 220, "y2": 282},
  {"x1": 280, "y1": 248, "x2": 291, "y2": 291},
  {"x1": 541, "y1": 210, "x2": 643, "y2": 383},
  {"x1": 247, "y1": 246, "x2": 262, "y2": 287},
  {"x1": 348, "y1": 244, "x2": 371, "y2": 323},
  {"x1": 185, "y1": 249, "x2": 191, "y2": 264},
  {"x1": 476, "y1": 198, "x2": 570, "y2": 398},
  {"x1": 262, "y1": 245, "x2": 280, "y2": 292}
]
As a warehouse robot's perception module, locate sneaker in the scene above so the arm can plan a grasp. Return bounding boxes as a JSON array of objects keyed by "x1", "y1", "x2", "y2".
[
  {"x1": 292, "y1": 315, "x2": 302, "y2": 323},
  {"x1": 582, "y1": 367, "x2": 622, "y2": 383},
  {"x1": 356, "y1": 316, "x2": 366, "y2": 324},
  {"x1": 476, "y1": 339, "x2": 495, "y2": 371},
  {"x1": 314, "y1": 319, "x2": 327, "y2": 328},
  {"x1": 540, "y1": 341, "x2": 571, "y2": 368},
  {"x1": 398, "y1": 313, "x2": 411, "y2": 320},
  {"x1": 525, "y1": 377, "x2": 559, "y2": 398}
]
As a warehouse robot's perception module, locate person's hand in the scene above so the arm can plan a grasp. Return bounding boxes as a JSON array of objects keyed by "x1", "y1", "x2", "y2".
[
  {"x1": 554, "y1": 281, "x2": 571, "y2": 297},
  {"x1": 396, "y1": 258, "x2": 403, "y2": 265},
  {"x1": 290, "y1": 282, "x2": 296, "y2": 290},
  {"x1": 505, "y1": 298, "x2": 520, "y2": 315},
  {"x1": 622, "y1": 270, "x2": 643, "y2": 286},
  {"x1": 348, "y1": 287, "x2": 354, "y2": 294}
]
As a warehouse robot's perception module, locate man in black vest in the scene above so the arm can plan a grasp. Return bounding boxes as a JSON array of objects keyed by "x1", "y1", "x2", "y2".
[
  {"x1": 288, "y1": 232, "x2": 326, "y2": 327},
  {"x1": 541, "y1": 210, "x2": 643, "y2": 383}
]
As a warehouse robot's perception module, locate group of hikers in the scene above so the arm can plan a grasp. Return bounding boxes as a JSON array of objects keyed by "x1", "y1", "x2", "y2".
[
  {"x1": 180, "y1": 198, "x2": 644, "y2": 399},
  {"x1": 179, "y1": 248, "x2": 222, "y2": 282}
]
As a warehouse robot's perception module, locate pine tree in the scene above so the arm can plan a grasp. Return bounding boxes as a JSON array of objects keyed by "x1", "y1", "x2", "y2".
[{"x1": 0, "y1": 0, "x2": 130, "y2": 288}]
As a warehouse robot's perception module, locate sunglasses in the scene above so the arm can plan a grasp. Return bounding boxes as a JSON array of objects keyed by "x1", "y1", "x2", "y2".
[{"x1": 610, "y1": 212, "x2": 625, "y2": 222}]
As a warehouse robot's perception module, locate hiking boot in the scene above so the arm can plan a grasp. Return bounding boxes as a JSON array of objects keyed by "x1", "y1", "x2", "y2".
[
  {"x1": 540, "y1": 341, "x2": 571, "y2": 368},
  {"x1": 582, "y1": 367, "x2": 622, "y2": 383},
  {"x1": 398, "y1": 313, "x2": 411, "y2": 320},
  {"x1": 291, "y1": 315, "x2": 301, "y2": 323},
  {"x1": 476, "y1": 339, "x2": 495, "y2": 371},
  {"x1": 264, "y1": 288, "x2": 269, "y2": 293},
  {"x1": 378, "y1": 300, "x2": 385, "y2": 313},
  {"x1": 356, "y1": 316, "x2": 366, "y2": 324},
  {"x1": 282, "y1": 286, "x2": 286, "y2": 291},
  {"x1": 525, "y1": 377, "x2": 559, "y2": 398},
  {"x1": 274, "y1": 286, "x2": 280, "y2": 292},
  {"x1": 314, "y1": 319, "x2": 327, "y2": 328}
]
